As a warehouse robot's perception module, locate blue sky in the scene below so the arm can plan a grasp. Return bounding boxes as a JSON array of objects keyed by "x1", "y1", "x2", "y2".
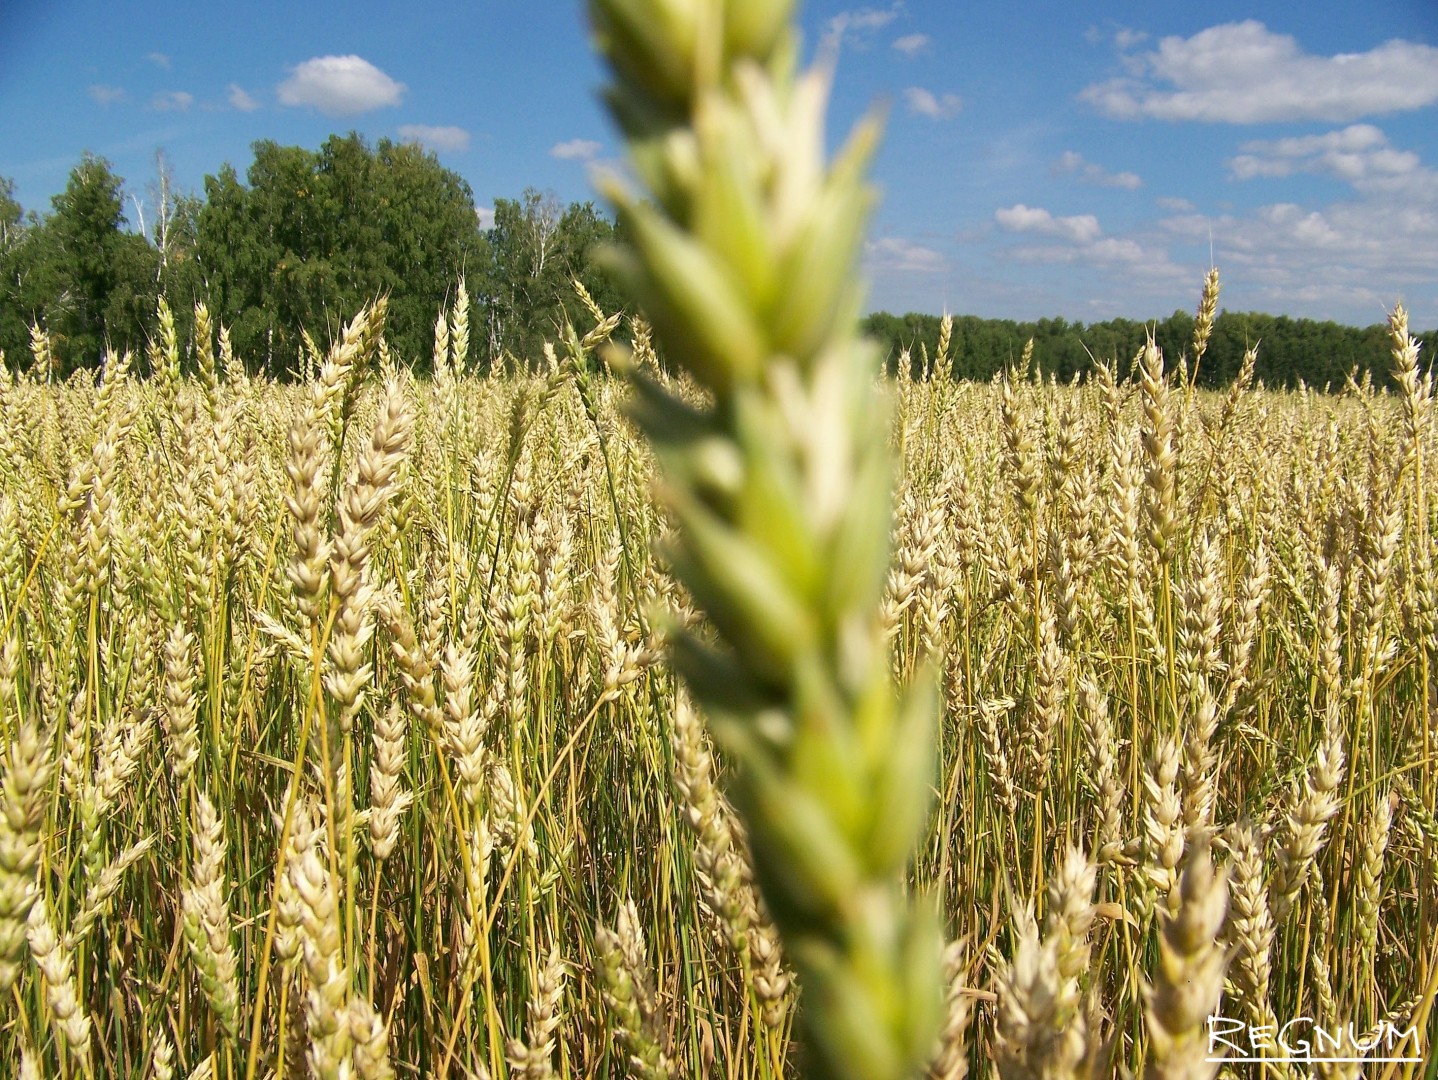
[{"x1": 3, "y1": 1, "x2": 1437, "y2": 328}]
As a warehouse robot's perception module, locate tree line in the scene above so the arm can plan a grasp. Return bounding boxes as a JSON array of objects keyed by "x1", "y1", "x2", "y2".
[
  {"x1": 864, "y1": 309, "x2": 1437, "y2": 390},
  {"x1": 0, "y1": 134, "x2": 625, "y2": 377},
  {"x1": 1, "y1": 135, "x2": 1432, "y2": 386}
]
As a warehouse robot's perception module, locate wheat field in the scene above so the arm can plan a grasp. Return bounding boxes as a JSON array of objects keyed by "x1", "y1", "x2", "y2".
[{"x1": 0, "y1": 288, "x2": 1432, "y2": 1078}]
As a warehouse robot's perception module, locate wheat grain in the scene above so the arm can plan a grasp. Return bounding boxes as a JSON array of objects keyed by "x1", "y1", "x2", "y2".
[
  {"x1": 181, "y1": 792, "x2": 240, "y2": 1040},
  {"x1": 1145, "y1": 840, "x2": 1230, "y2": 1080}
]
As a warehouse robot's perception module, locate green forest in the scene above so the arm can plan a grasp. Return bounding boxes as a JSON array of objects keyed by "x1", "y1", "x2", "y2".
[
  {"x1": 1, "y1": 133, "x2": 1433, "y2": 385},
  {"x1": 0, "y1": 134, "x2": 625, "y2": 377},
  {"x1": 863, "y1": 309, "x2": 1438, "y2": 391}
]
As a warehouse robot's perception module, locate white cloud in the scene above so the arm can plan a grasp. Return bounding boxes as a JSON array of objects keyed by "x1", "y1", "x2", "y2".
[
  {"x1": 1001, "y1": 236, "x2": 1183, "y2": 288},
  {"x1": 892, "y1": 33, "x2": 930, "y2": 56},
  {"x1": 88, "y1": 84, "x2": 127, "y2": 107},
  {"x1": 1081, "y1": 21, "x2": 1438, "y2": 123},
  {"x1": 1156, "y1": 179, "x2": 1438, "y2": 321},
  {"x1": 1228, "y1": 124, "x2": 1423, "y2": 190},
  {"x1": 995, "y1": 204, "x2": 1102, "y2": 245},
  {"x1": 146, "y1": 52, "x2": 171, "y2": 70},
  {"x1": 1156, "y1": 196, "x2": 1195, "y2": 212},
  {"x1": 1053, "y1": 150, "x2": 1141, "y2": 189},
  {"x1": 822, "y1": 4, "x2": 903, "y2": 53},
  {"x1": 1205, "y1": 129, "x2": 1438, "y2": 310},
  {"x1": 551, "y1": 138, "x2": 602, "y2": 162},
  {"x1": 477, "y1": 206, "x2": 495, "y2": 230},
  {"x1": 1085, "y1": 26, "x2": 1148, "y2": 55},
  {"x1": 150, "y1": 90, "x2": 193, "y2": 112},
  {"x1": 904, "y1": 87, "x2": 962, "y2": 120},
  {"x1": 1008, "y1": 242, "x2": 1141, "y2": 266},
  {"x1": 398, "y1": 124, "x2": 470, "y2": 152},
  {"x1": 1086, "y1": 237, "x2": 1148, "y2": 263},
  {"x1": 228, "y1": 84, "x2": 260, "y2": 112},
  {"x1": 277, "y1": 55, "x2": 405, "y2": 117},
  {"x1": 865, "y1": 236, "x2": 948, "y2": 274},
  {"x1": 991, "y1": 203, "x2": 1183, "y2": 281},
  {"x1": 1262, "y1": 204, "x2": 1345, "y2": 247}
]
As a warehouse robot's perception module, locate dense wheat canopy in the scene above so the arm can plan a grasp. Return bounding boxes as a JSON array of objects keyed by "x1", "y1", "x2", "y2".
[{"x1": 0, "y1": 289, "x2": 1432, "y2": 1076}]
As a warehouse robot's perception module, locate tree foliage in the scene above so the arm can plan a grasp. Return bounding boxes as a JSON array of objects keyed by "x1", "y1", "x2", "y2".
[
  {"x1": 194, "y1": 133, "x2": 484, "y2": 372},
  {"x1": 476, "y1": 187, "x2": 626, "y2": 366},
  {"x1": 0, "y1": 156, "x2": 198, "y2": 374},
  {"x1": 0, "y1": 177, "x2": 37, "y2": 364},
  {"x1": 0, "y1": 178, "x2": 20, "y2": 249},
  {"x1": 0, "y1": 137, "x2": 627, "y2": 377},
  {"x1": 862, "y1": 308, "x2": 1438, "y2": 390}
]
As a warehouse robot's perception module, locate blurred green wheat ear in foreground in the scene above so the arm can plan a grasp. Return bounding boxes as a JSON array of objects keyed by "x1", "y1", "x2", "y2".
[
  {"x1": 581, "y1": 3, "x2": 1437, "y2": 1079},
  {"x1": 585, "y1": 0, "x2": 943, "y2": 1077}
]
